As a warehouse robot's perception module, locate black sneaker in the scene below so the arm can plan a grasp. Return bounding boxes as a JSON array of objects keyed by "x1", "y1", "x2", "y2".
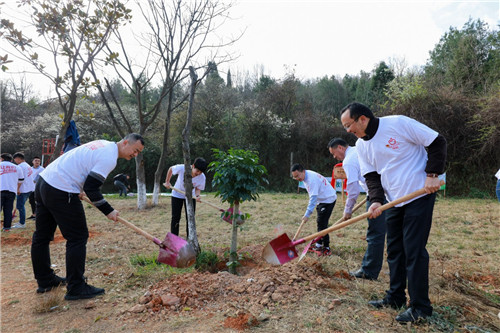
[
  {"x1": 64, "y1": 284, "x2": 105, "y2": 300},
  {"x1": 37, "y1": 275, "x2": 67, "y2": 293}
]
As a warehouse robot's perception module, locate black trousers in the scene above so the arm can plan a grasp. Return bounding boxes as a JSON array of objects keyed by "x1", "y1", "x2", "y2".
[
  {"x1": 171, "y1": 196, "x2": 196, "y2": 237},
  {"x1": 384, "y1": 193, "x2": 436, "y2": 315},
  {"x1": 316, "y1": 201, "x2": 335, "y2": 248},
  {"x1": 31, "y1": 178, "x2": 88, "y2": 292},
  {"x1": 1, "y1": 190, "x2": 16, "y2": 229},
  {"x1": 29, "y1": 190, "x2": 36, "y2": 215}
]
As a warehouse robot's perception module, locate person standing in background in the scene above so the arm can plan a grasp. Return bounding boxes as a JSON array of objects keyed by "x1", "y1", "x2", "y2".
[
  {"x1": 291, "y1": 163, "x2": 337, "y2": 256},
  {"x1": 12, "y1": 152, "x2": 35, "y2": 229},
  {"x1": 163, "y1": 158, "x2": 208, "y2": 238},
  {"x1": 328, "y1": 138, "x2": 387, "y2": 280},
  {"x1": 1, "y1": 153, "x2": 23, "y2": 231},
  {"x1": 495, "y1": 168, "x2": 500, "y2": 202},
  {"x1": 28, "y1": 156, "x2": 44, "y2": 219}
]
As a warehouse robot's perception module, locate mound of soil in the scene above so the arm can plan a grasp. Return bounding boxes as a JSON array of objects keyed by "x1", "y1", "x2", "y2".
[{"x1": 123, "y1": 245, "x2": 351, "y2": 327}]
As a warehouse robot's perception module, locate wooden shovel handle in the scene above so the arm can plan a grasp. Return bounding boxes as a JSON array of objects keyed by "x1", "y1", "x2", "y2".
[
  {"x1": 292, "y1": 219, "x2": 307, "y2": 241},
  {"x1": 294, "y1": 195, "x2": 367, "y2": 241},
  {"x1": 302, "y1": 184, "x2": 442, "y2": 243},
  {"x1": 332, "y1": 197, "x2": 367, "y2": 226},
  {"x1": 170, "y1": 186, "x2": 224, "y2": 212},
  {"x1": 81, "y1": 196, "x2": 161, "y2": 246}
]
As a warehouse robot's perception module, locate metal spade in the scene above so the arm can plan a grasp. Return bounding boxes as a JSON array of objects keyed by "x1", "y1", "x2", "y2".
[
  {"x1": 82, "y1": 196, "x2": 196, "y2": 268},
  {"x1": 262, "y1": 186, "x2": 437, "y2": 265}
]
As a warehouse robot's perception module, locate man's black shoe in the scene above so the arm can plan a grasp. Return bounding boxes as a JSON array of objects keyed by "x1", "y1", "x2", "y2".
[
  {"x1": 64, "y1": 284, "x2": 105, "y2": 300},
  {"x1": 36, "y1": 275, "x2": 67, "y2": 293},
  {"x1": 395, "y1": 307, "x2": 429, "y2": 323},
  {"x1": 349, "y1": 269, "x2": 377, "y2": 281},
  {"x1": 368, "y1": 298, "x2": 404, "y2": 309}
]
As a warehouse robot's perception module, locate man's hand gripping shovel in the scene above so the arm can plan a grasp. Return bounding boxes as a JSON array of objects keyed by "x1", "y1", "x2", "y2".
[
  {"x1": 82, "y1": 196, "x2": 196, "y2": 268},
  {"x1": 262, "y1": 184, "x2": 442, "y2": 265}
]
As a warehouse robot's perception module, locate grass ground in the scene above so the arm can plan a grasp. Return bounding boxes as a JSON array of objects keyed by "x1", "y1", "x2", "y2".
[{"x1": 1, "y1": 192, "x2": 499, "y2": 332}]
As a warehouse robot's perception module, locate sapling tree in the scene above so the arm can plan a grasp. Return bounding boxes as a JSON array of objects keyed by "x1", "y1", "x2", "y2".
[{"x1": 209, "y1": 148, "x2": 267, "y2": 274}]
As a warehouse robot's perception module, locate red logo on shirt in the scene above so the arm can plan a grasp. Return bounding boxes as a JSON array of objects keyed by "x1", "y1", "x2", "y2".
[{"x1": 386, "y1": 138, "x2": 400, "y2": 149}]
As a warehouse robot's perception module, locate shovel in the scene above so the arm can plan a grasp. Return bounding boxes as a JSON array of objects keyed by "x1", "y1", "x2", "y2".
[
  {"x1": 297, "y1": 197, "x2": 368, "y2": 261},
  {"x1": 262, "y1": 186, "x2": 437, "y2": 265},
  {"x1": 169, "y1": 186, "x2": 244, "y2": 225},
  {"x1": 81, "y1": 196, "x2": 196, "y2": 268},
  {"x1": 292, "y1": 197, "x2": 367, "y2": 242}
]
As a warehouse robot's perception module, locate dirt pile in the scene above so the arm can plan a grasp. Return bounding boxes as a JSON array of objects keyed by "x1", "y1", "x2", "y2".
[{"x1": 125, "y1": 245, "x2": 351, "y2": 322}]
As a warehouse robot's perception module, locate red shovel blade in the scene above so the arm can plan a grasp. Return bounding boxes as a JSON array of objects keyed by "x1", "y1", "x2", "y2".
[
  {"x1": 156, "y1": 233, "x2": 196, "y2": 268},
  {"x1": 262, "y1": 233, "x2": 302, "y2": 265}
]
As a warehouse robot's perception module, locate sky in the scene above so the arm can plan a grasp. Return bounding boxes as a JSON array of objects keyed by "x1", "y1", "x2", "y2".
[{"x1": 1, "y1": 0, "x2": 499, "y2": 99}]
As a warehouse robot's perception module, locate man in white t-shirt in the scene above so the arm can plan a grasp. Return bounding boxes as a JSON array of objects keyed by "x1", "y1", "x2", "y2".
[
  {"x1": 28, "y1": 156, "x2": 44, "y2": 219},
  {"x1": 31, "y1": 133, "x2": 144, "y2": 300},
  {"x1": 163, "y1": 157, "x2": 207, "y2": 238},
  {"x1": 328, "y1": 138, "x2": 386, "y2": 280},
  {"x1": 12, "y1": 152, "x2": 36, "y2": 228},
  {"x1": 1, "y1": 153, "x2": 24, "y2": 231},
  {"x1": 495, "y1": 168, "x2": 500, "y2": 202},
  {"x1": 340, "y1": 102, "x2": 446, "y2": 323},
  {"x1": 291, "y1": 163, "x2": 337, "y2": 256}
]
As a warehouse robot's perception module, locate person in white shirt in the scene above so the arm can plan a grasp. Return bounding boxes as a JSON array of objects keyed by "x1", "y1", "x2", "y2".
[
  {"x1": 340, "y1": 102, "x2": 446, "y2": 324},
  {"x1": 1, "y1": 153, "x2": 24, "y2": 231},
  {"x1": 495, "y1": 168, "x2": 500, "y2": 202},
  {"x1": 31, "y1": 133, "x2": 144, "y2": 300},
  {"x1": 328, "y1": 138, "x2": 386, "y2": 280},
  {"x1": 28, "y1": 156, "x2": 44, "y2": 219},
  {"x1": 163, "y1": 157, "x2": 208, "y2": 237},
  {"x1": 291, "y1": 163, "x2": 337, "y2": 256},
  {"x1": 12, "y1": 152, "x2": 35, "y2": 228}
]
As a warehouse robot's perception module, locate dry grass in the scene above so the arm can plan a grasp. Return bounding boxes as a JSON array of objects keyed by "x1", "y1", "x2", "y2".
[
  {"x1": 2, "y1": 192, "x2": 499, "y2": 332},
  {"x1": 89, "y1": 192, "x2": 499, "y2": 332}
]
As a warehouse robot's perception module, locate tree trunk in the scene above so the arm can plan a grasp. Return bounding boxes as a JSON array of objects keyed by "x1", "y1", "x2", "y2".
[
  {"x1": 182, "y1": 66, "x2": 200, "y2": 253},
  {"x1": 135, "y1": 153, "x2": 147, "y2": 210},
  {"x1": 229, "y1": 201, "x2": 240, "y2": 275},
  {"x1": 152, "y1": 104, "x2": 172, "y2": 206}
]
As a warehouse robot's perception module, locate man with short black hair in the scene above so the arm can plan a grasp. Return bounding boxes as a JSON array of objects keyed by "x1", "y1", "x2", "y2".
[
  {"x1": 1, "y1": 153, "x2": 23, "y2": 231},
  {"x1": 164, "y1": 157, "x2": 208, "y2": 237},
  {"x1": 113, "y1": 173, "x2": 130, "y2": 197},
  {"x1": 12, "y1": 152, "x2": 35, "y2": 228},
  {"x1": 28, "y1": 156, "x2": 44, "y2": 219},
  {"x1": 340, "y1": 102, "x2": 446, "y2": 323},
  {"x1": 31, "y1": 133, "x2": 144, "y2": 300},
  {"x1": 328, "y1": 138, "x2": 386, "y2": 280},
  {"x1": 291, "y1": 163, "x2": 337, "y2": 256}
]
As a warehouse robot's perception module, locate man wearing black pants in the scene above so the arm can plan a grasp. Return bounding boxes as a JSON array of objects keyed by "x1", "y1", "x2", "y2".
[
  {"x1": 31, "y1": 134, "x2": 144, "y2": 300},
  {"x1": 163, "y1": 158, "x2": 208, "y2": 238},
  {"x1": 291, "y1": 163, "x2": 337, "y2": 256},
  {"x1": 340, "y1": 102, "x2": 446, "y2": 323}
]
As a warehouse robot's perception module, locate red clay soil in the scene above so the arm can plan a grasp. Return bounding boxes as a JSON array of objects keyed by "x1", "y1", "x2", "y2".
[
  {"x1": 1, "y1": 229, "x2": 101, "y2": 246},
  {"x1": 121, "y1": 244, "x2": 353, "y2": 323}
]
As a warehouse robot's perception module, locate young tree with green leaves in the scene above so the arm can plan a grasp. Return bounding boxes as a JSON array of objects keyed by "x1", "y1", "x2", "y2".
[{"x1": 209, "y1": 149, "x2": 267, "y2": 274}]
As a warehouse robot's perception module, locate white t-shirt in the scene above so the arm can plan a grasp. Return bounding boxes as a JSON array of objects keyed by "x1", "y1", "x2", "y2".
[
  {"x1": 18, "y1": 161, "x2": 35, "y2": 193},
  {"x1": 342, "y1": 146, "x2": 367, "y2": 214},
  {"x1": 171, "y1": 164, "x2": 206, "y2": 199},
  {"x1": 32, "y1": 166, "x2": 44, "y2": 183},
  {"x1": 0, "y1": 161, "x2": 23, "y2": 193},
  {"x1": 495, "y1": 168, "x2": 500, "y2": 180},
  {"x1": 303, "y1": 170, "x2": 337, "y2": 204},
  {"x1": 356, "y1": 115, "x2": 438, "y2": 206},
  {"x1": 40, "y1": 140, "x2": 118, "y2": 193}
]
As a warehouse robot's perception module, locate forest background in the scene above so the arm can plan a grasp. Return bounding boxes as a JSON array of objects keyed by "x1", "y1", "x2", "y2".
[{"x1": 1, "y1": 2, "x2": 499, "y2": 199}]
